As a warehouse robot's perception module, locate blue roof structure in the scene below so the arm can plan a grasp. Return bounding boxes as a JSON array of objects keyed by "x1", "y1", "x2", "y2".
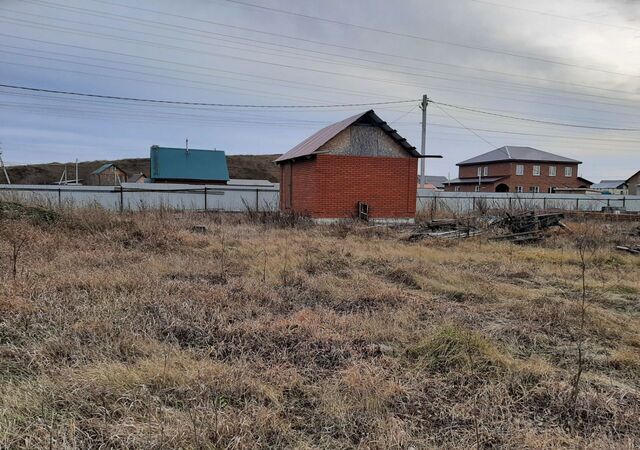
[{"x1": 150, "y1": 146, "x2": 229, "y2": 182}]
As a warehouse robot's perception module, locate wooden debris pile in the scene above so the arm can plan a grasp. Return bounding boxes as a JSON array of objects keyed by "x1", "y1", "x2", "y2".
[
  {"x1": 616, "y1": 226, "x2": 640, "y2": 255},
  {"x1": 408, "y1": 211, "x2": 566, "y2": 243},
  {"x1": 490, "y1": 212, "x2": 565, "y2": 244},
  {"x1": 616, "y1": 246, "x2": 640, "y2": 255},
  {"x1": 406, "y1": 218, "x2": 483, "y2": 241}
]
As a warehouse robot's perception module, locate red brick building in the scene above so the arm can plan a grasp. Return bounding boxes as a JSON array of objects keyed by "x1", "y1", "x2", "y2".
[
  {"x1": 444, "y1": 146, "x2": 592, "y2": 193},
  {"x1": 275, "y1": 110, "x2": 421, "y2": 221}
]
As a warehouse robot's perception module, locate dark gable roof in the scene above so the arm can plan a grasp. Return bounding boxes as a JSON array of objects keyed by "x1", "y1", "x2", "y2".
[
  {"x1": 275, "y1": 110, "x2": 419, "y2": 163},
  {"x1": 91, "y1": 163, "x2": 124, "y2": 175},
  {"x1": 592, "y1": 180, "x2": 626, "y2": 189},
  {"x1": 458, "y1": 146, "x2": 581, "y2": 166},
  {"x1": 425, "y1": 175, "x2": 448, "y2": 188},
  {"x1": 627, "y1": 170, "x2": 640, "y2": 183}
]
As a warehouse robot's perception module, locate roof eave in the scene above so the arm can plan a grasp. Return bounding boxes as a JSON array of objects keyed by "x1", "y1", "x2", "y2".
[{"x1": 276, "y1": 109, "x2": 419, "y2": 163}]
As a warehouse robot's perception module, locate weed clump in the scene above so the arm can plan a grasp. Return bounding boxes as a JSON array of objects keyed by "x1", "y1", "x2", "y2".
[
  {"x1": 0, "y1": 201, "x2": 59, "y2": 225},
  {"x1": 406, "y1": 325, "x2": 509, "y2": 374}
]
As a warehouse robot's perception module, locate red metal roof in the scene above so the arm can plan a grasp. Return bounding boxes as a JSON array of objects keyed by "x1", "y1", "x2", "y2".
[{"x1": 275, "y1": 110, "x2": 419, "y2": 163}]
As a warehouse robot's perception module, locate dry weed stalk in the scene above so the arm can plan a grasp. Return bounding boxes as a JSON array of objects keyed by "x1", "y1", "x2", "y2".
[{"x1": 567, "y1": 220, "x2": 600, "y2": 425}]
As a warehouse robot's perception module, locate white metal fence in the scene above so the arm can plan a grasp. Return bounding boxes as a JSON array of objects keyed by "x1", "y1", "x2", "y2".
[
  {"x1": 0, "y1": 183, "x2": 280, "y2": 212},
  {"x1": 417, "y1": 190, "x2": 640, "y2": 214},
  {"x1": 1, "y1": 184, "x2": 639, "y2": 214}
]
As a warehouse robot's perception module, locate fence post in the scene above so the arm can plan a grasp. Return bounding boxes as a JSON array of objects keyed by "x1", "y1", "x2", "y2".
[
  {"x1": 623, "y1": 196, "x2": 626, "y2": 209},
  {"x1": 204, "y1": 186, "x2": 208, "y2": 211},
  {"x1": 543, "y1": 197, "x2": 546, "y2": 210},
  {"x1": 119, "y1": 186, "x2": 124, "y2": 213},
  {"x1": 58, "y1": 188, "x2": 62, "y2": 208},
  {"x1": 576, "y1": 197, "x2": 580, "y2": 211},
  {"x1": 472, "y1": 196, "x2": 476, "y2": 212}
]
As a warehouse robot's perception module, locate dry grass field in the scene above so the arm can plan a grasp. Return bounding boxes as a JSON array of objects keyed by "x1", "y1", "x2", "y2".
[{"x1": 0, "y1": 205, "x2": 639, "y2": 449}]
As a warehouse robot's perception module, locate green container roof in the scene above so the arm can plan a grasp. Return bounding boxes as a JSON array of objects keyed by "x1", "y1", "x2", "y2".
[{"x1": 150, "y1": 146, "x2": 229, "y2": 182}]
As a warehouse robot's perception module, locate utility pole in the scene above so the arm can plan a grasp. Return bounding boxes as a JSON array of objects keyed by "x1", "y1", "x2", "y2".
[
  {"x1": 0, "y1": 143, "x2": 10, "y2": 184},
  {"x1": 420, "y1": 94, "x2": 428, "y2": 187}
]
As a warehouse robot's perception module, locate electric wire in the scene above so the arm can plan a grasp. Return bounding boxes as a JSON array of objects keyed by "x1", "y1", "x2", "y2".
[
  {"x1": 22, "y1": 0, "x2": 637, "y2": 99},
  {"x1": 0, "y1": 83, "x2": 419, "y2": 109},
  {"x1": 433, "y1": 101, "x2": 640, "y2": 131},
  {"x1": 433, "y1": 103, "x2": 496, "y2": 148},
  {"x1": 3, "y1": 9, "x2": 638, "y2": 101},
  {"x1": 215, "y1": 0, "x2": 640, "y2": 78}
]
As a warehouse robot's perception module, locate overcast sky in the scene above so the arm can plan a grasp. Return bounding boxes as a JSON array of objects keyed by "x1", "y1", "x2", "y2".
[{"x1": 1, "y1": 0, "x2": 639, "y2": 181}]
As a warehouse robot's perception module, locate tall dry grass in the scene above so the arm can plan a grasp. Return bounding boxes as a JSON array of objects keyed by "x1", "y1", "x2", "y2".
[{"x1": 0, "y1": 204, "x2": 639, "y2": 449}]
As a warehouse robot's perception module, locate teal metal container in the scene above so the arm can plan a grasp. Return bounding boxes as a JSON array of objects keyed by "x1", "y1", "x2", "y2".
[{"x1": 150, "y1": 146, "x2": 229, "y2": 182}]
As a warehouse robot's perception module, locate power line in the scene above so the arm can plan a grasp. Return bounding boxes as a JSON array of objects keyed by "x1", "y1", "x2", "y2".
[
  {"x1": 4, "y1": 32, "x2": 639, "y2": 122},
  {"x1": 38, "y1": 0, "x2": 640, "y2": 98},
  {"x1": 426, "y1": 122, "x2": 640, "y2": 144},
  {"x1": 7, "y1": 89, "x2": 640, "y2": 146},
  {"x1": 15, "y1": 0, "x2": 640, "y2": 114},
  {"x1": 461, "y1": 0, "x2": 640, "y2": 32},
  {"x1": 390, "y1": 103, "x2": 420, "y2": 125},
  {"x1": 5, "y1": 7, "x2": 638, "y2": 102},
  {"x1": 4, "y1": 13, "x2": 639, "y2": 112},
  {"x1": 216, "y1": 0, "x2": 640, "y2": 78},
  {"x1": 433, "y1": 103, "x2": 496, "y2": 148},
  {"x1": 0, "y1": 40, "x2": 412, "y2": 103},
  {"x1": 5, "y1": 81, "x2": 640, "y2": 140},
  {"x1": 432, "y1": 101, "x2": 640, "y2": 132},
  {"x1": 0, "y1": 83, "x2": 419, "y2": 109}
]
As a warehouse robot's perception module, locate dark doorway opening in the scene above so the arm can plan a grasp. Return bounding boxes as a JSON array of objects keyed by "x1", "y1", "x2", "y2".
[{"x1": 495, "y1": 183, "x2": 509, "y2": 193}]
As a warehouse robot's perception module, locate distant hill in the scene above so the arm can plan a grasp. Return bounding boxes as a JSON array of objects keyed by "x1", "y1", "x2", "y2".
[{"x1": 5, "y1": 154, "x2": 281, "y2": 185}]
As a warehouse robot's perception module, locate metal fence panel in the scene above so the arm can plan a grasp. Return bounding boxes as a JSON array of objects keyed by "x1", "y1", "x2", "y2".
[
  {"x1": 0, "y1": 183, "x2": 280, "y2": 212},
  {"x1": 1, "y1": 185, "x2": 638, "y2": 214},
  {"x1": 416, "y1": 190, "x2": 640, "y2": 214}
]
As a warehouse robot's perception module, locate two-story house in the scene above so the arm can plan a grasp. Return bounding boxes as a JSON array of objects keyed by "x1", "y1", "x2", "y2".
[{"x1": 444, "y1": 146, "x2": 592, "y2": 193}]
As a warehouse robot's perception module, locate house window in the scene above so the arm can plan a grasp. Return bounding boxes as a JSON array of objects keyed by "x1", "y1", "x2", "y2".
[
  {"x1": 454, "y1": 186, "x2": 460, "y2": 192},
  {"x1": 529, "y1": 186, "x2": 540, "y2": 193},
  {"x1": 483, "y1": 166, "x2": 489, "y2": 177},
  {"x1": 516, "y1": 186, "x2": 523, "y2": 193},
  {"x1": 565, "y1": 166, "x2": 573, "y2": 177},
  {"x1": 477, "y1": 167, "x2": 482, "y2": 177},
  {"x1": 533, "y1": 165, "x2": 541, "y2": 176},
  {"x1": 475, "y1": 185, "x2": 481, "y2": 192},
  {"x1": 548, "y1": 187, "x2": 556, "y2": 193},
  {"x1": 549, "y1": 166, "x2": 557, "y2": 177},
  {"x1": 516, "y1": 164, "x2": 524, "y2": 176}
]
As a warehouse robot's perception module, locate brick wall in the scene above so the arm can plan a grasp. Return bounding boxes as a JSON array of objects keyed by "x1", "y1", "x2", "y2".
[
  {"x1": 459, "y1": 162, "x2": 513, "y2": 178},
  {"x1": 448, "y1": 161, "x2": 584, "y2": 193},
  {"x1": 280, "y1": 155, "x2": 417, "y2": 219}
]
